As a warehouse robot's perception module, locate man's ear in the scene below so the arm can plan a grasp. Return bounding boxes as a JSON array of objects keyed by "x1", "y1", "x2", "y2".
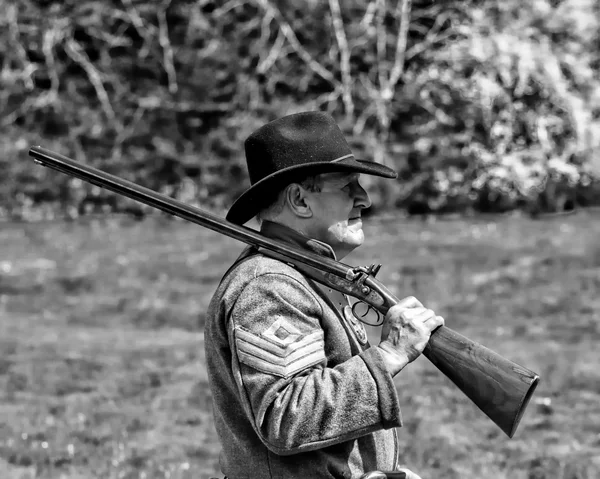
[{"x1": 284, "y1": 183, "x2": 313, "y2": 218}]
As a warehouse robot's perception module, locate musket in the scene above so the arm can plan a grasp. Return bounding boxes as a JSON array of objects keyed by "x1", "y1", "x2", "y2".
[{"x1": 28, "y1": 146, "x2": 539, "y2": 438}]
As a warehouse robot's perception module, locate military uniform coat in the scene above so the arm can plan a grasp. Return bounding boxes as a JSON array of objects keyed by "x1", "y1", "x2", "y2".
[{"x1": 204, "y1": 221, "x2": 403, "y2": 478}]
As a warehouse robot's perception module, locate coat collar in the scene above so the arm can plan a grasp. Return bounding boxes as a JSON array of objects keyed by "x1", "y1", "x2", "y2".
[{"x1": 259, "y1": 221, "x2": 337, "y2": 260}]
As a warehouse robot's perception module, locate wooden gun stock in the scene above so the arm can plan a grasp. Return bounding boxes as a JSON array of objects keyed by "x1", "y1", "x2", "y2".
[
  {"x1": 28, "y1": 146, "x2": 539, "y2": 438},
  {"x1": 424, "y1": 325, "x2": 538, "y2": 437}
]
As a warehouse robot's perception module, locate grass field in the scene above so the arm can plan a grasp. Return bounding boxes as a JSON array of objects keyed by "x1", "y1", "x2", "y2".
[{"x1": 1, "y1": 213, "x2": 599, "y2": 478}]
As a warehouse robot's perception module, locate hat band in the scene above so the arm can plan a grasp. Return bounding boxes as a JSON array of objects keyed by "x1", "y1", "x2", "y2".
[{"x1": 330, "y1": 154, "x2": 354, "y2": 163}]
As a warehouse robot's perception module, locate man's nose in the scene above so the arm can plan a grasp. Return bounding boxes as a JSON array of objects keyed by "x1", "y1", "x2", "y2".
[{"x1": 354, "y1": 184, "x2": 372, "y2": 209}]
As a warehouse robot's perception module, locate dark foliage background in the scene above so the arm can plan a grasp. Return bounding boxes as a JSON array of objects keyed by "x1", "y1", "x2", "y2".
[{"x1": 1, "y1": 0, "x2": 599, "y2": 220}]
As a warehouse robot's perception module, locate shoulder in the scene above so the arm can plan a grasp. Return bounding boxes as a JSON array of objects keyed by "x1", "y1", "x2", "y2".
[
  {"x1": 217, "y1": 254, "x2": 323, "y2": 316},
  {"x1": 228, "y1": 254, "x2": 310, "y2": 288}
]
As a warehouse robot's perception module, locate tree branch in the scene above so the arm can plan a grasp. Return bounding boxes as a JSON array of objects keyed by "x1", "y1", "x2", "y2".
[
  {"x1": 255, "y1": 0, "x2": 336, "y2": 84},
  {"x1": 312, "y1": 85, "x2": 343, "y2": 111},
  {"x1": 6, "y1": 3, "x2": 37, "y2": 91},
  {"x1": 375, "y1": 0, "x2": 388, "y2": 94},
  {"x1": 359, "y1": 72, "x2": 388, "y2": 133},
  {"x1": 387, "y1": 0, "x2": 412, "y2": 92},
  {"x1": 258, "y1": 6, "x2": 275, "y2": 51},
  {"x1": 64, "y1": 38, "x2": 116, "y2": 122},
  {"x1": 352, "y1": 102, "x2": 377, "y2": 136},
  {"x1": 1, "y1": 97, "x2": 35, "y2": 128},
  {"x1": 120, "y1": 0, "x2": 155, "y2": 58},
  {"x1": 42, "y1": 23, "x2": 65, "y2": 100},
  {"x1": 213, "y1": 0, "x2": 251, "y2": 17},
  {"x1": 360, "y1": 0, "x2": 378, "y2": 30},
  {"x1": 257, "y1": 29, "x2": 285, "y2": 74},
  {"x1": 405, "y1": 11, "x2": 455, "y2": 61},
  {"x1": 111, "y1": 104, "x2": 146, "y2": 162},
  {"x1": 157, "y1": 0, "x2": 178, "y2": 94},
  {"x1": 328, "y1": 0, "x2": 354, "y2": 120}
]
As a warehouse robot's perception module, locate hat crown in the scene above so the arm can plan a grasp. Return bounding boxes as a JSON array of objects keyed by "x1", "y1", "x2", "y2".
[{"x1": 244, "y1": 111, "x2": 353, "y2": 185}]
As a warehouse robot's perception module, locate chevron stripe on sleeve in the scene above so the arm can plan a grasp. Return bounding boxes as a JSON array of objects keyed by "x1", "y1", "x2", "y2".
[{"x1": 234, "y1": 320, "x2": 326, "y2": 379}]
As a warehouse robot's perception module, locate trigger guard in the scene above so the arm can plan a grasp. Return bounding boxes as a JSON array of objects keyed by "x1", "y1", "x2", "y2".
[
  {"x1": 351, "y1": 301, "x2": 384, "y2": 327},
  {"x1": 351, "y1": 301, "x2": 368, "y2": 318}
]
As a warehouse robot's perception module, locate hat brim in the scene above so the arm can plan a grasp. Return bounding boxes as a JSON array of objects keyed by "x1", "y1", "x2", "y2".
[{"x1": 226, "y1": 157, "x2": 397, "y2": 225}]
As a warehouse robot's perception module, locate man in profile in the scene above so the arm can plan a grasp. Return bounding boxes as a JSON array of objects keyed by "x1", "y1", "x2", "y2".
[{"x1": 205, "y1": 111, "x2": 444, "y2": 478}]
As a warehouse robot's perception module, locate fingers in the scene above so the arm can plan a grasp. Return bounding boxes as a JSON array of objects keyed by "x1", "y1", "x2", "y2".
[
  {"x1": 398, "y1": 307, "x2": 445, "y2": 333},
  {"x1": 385, "y1": 297, "x2": 445, "y2": 333},
  {"x1": 400, "y1": 307, "x2": 436, "y2": 325},
  {"x1": 410, "y1": 308, "x2": 435, "y2": 322},
  {"x1": 418, "y1": 313, "x2": 444, "y2": 334},
  {"x1": 397, "y1": 295, "x2": 423, "y2": 309}
]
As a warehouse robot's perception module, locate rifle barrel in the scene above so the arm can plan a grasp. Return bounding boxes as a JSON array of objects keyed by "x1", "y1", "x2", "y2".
[{"x1": 29, "y1": 146, "x2": 353, "y2": 279}]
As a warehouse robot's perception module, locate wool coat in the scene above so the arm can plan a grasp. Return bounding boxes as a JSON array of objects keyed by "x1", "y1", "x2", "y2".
[{"x1": 204, "y1": 221, "x2": 403, "y2": 478}]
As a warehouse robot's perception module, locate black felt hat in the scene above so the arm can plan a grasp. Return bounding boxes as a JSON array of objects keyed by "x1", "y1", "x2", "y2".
[{"x1": 226, "y1": 111, "x2": 398, "y2": 225}]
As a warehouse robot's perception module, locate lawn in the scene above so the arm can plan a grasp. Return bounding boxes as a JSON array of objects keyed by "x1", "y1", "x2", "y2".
[{"x1": 1, "y1": 212, "x2": 599, "y2": 478}]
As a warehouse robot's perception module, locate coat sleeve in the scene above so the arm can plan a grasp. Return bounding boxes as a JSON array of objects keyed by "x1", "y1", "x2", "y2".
[{"x1": 227, "y1": 270, "x2": 402, "y2": 456}]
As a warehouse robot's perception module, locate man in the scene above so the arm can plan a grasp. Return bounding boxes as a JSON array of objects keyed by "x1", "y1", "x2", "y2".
[{"x1": 204, "y1": 111, "x2": 444, "y2": 479}]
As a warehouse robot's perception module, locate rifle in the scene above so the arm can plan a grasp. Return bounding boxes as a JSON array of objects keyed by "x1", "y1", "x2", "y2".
[{"x1": 28, "y1": 146, "x2": 539, "y2": 438}]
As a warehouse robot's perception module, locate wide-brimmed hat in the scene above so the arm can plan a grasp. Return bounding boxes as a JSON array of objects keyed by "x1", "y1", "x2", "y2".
[{"x1": 226, "y1": 111, "x2": 397, "y2": 225}]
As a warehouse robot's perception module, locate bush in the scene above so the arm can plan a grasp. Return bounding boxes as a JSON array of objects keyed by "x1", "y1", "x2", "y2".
[{"x1": 0, "y1": 0, "x2": 599, "y2": 220}]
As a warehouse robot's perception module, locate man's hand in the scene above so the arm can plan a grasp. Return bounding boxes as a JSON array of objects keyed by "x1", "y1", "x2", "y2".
[{"x1": 377, "y1": 296, "x2": 444, "y2": 376}]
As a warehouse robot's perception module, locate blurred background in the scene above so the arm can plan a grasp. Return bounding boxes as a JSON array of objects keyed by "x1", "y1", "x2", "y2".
[
  {"x1": 2, "y1": 0, "x2": 600, "y2": 219},
  {"x1": 1, "y1": 0, "x2": 600, "y2": 478}
]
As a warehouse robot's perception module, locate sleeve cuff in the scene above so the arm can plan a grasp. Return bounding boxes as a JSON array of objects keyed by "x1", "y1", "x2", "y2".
[{"x1": 360, "y1": 347, "x2": 403, "y2": 429}]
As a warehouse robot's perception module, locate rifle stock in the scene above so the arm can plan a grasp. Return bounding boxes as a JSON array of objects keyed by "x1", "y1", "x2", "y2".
[
  {"x1": 424, "y1": 327, "x2": 538, "y2": 438},
  {"x1": 28, "y1": 146, "x2": 539, "y2": 438}
]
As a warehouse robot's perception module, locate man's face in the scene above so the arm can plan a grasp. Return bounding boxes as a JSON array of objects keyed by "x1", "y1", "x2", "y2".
[{"x1": 302, "y1": 172, "x2": 372, "y2": 259}]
